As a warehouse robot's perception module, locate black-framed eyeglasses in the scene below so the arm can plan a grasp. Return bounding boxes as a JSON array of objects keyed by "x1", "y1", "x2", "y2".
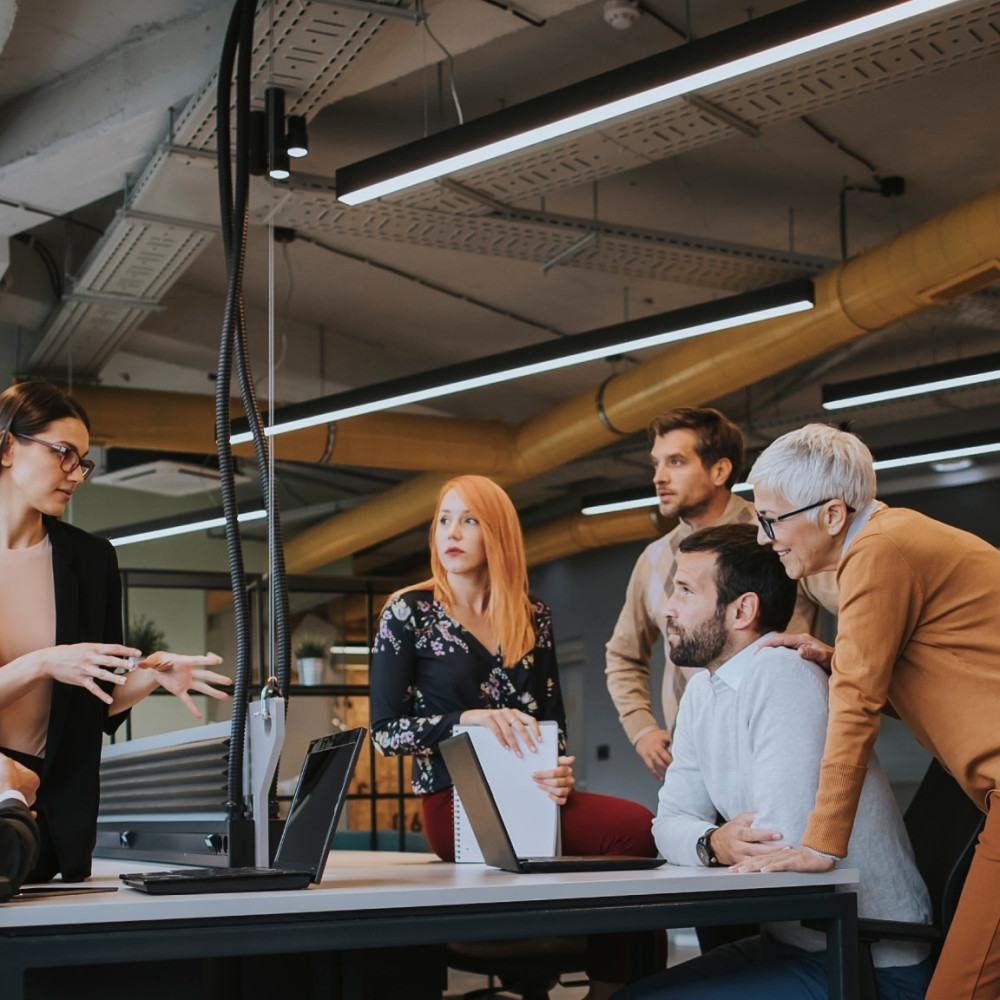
[
  {"x1": 15, "y1": 434, "x2": 95, "y2": 481},
  {"x1": 756, "y1": 498, "x2": 855, "y2": 540}
]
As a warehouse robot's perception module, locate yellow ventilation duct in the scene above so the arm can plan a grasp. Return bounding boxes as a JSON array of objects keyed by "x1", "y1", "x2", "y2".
[
  {"x1": 283, "y1": 182, "x2": 1000, "y2": 572},
  {"x1": 523, "y1": 507, "x2": 672, "y2": 567},
  {"x1": 72, "y1": 386, "x2": 515, "y2": 475},
  {"x1": 74, "y1": 184, "x2": 1000, "y2": 570}
]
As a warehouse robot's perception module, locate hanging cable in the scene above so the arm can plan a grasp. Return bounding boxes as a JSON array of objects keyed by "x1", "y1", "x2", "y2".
[
  {"x1": 418, "y1": 0, "x2": 464, "y2": 125},
  {"x1": 215, "y1": 0, "x2": 292, "y2": 821},
  {"x1": 215, "y1": 0, "x2": 254, "y2": 820}
]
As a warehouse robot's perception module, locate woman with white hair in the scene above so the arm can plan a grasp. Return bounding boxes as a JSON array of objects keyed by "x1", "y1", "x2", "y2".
[{"x1": 738, "y1": 422, "x2": 1000, "y2": 1000}]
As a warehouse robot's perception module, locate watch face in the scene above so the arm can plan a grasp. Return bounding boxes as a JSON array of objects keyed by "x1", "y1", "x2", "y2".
[{"x1": 696, "y1": 837, "x2": 711, "y2": 866}]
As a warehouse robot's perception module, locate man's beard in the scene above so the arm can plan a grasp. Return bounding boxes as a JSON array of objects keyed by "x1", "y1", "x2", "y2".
[{"x1": 667, "y1": 608, "x2": 728, "y2": 668}]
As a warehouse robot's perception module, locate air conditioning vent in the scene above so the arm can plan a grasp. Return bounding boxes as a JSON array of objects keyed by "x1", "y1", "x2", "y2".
[{"x1": 94, "y1": 460, "x2": 251, "y2": 496}]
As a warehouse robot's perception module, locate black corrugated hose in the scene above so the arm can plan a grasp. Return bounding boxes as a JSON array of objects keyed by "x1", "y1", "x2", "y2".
[{"x1": 215, "y1": 0, "x2": 292, "y2": 820}]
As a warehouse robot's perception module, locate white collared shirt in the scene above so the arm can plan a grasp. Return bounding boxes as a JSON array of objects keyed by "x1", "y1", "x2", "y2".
[{"x1": 653, "y1": 634, "x2": 930, "y2": 966}]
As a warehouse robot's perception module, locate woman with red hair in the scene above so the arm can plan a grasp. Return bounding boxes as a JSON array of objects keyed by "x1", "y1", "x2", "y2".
[{"x1": 371, "y1": 475, "x2": 657, "y2": 998}]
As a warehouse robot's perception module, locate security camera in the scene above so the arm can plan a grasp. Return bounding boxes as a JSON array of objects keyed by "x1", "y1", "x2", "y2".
[{"x1": 603, "y1": 0, "x2": 640, "y2": 30}]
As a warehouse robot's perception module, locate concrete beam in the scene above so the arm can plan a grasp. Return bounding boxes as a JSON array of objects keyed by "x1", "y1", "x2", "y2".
[{"x1": 0, "y1": 3, "x2": 230, "y2": 237}]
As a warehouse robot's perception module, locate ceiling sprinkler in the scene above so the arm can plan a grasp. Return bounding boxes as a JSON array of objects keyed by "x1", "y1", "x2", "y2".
[{"x1": 603, "y1": 0, "x2": 640, "y2": 30}]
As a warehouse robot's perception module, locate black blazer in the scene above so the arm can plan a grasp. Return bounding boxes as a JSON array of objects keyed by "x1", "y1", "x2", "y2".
[
  {"x1": 0, "y1": 798, "x2": 40, "y2": 895},
  {"x1": 19, "y1": 517, "x2": 127, "y2": 881}
]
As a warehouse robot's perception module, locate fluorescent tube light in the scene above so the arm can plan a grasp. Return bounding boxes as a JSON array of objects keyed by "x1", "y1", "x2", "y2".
[
  {"x1": 232, "y1": 280, "x2": 814, "y2": 444},
  {"x1": 873, "y1": 440, "x2": 1000, "y2": 472},
  {"x1": 336, "y1": 0, "x2": 962, "y2": 204},
  {"x1": 584, "y1": 435, "x2": 1000, "y2": 517},
  {"x1": 329, "y1": 644, "x2": 370, "y2": 656},
  {"x1": 107, "y1": 509, "x2": 266, "y2": 547},
  {"x1": 823, "y1": 351, "x2": 1000, "y2": 410},
  {"x1": 581, "y1": 496, "x2": 657, "y2": 516},
  {"x1": 582, "y1": 481, "x2": 751, "y2": 515}
]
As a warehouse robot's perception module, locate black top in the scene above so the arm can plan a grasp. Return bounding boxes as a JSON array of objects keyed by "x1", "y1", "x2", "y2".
[{"x1": 369, "y1": 590, "x2": 566, "y2": 795}]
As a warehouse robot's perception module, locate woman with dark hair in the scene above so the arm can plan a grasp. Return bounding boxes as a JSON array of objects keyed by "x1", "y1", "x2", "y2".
[
  {"x1": 0, "y1": 380, "x2": 230, "y2": 882},
  {"x1": 371, "y1": 474, "x2": 658, "y2": 1000}
]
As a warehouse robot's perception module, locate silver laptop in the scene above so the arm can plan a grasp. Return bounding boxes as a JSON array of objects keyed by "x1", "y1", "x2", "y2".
[
  {"x1": 120, "y1": 727, "x2": 365, "y2": 894},
  {"x1": 440, "y1": 732, "x2": 665, "y2": 874}
]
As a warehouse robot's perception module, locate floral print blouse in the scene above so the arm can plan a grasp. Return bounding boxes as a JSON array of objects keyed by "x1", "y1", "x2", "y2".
[{"x1": 370, "y1": 590, "x2": 567, "y2": 796}]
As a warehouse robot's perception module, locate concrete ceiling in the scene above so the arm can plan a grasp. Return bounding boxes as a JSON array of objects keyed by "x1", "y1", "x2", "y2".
[{"x1": 0, "y1": 0, "x2": 998, "y2": 570}]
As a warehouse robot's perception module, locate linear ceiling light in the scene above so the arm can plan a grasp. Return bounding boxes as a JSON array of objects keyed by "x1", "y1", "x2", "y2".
[
  {"x1": 329, "y1": 644, "x2": 371, "y2": 656},
  {"x1": 586, "y1": 433, "x2": 1000, "y2": 515},
  {"x1": 336, "y1": 0, "x2": 963, "y2": 205},
  {"x1": 106, "y1": 508, "x2": 267, "y2": 548},
  {"x1": 582, "y1": 481, "x2": 752, "y2": 516},
  {"x1": 871, "y1": 431, "x2": 1000, "y2": 472},
  {"x1": 822, "y1": 351, "x2": 1000, "y2": 410},
  {"x1": 231, "y1": 280, "x2": 814, "y2": 444}
]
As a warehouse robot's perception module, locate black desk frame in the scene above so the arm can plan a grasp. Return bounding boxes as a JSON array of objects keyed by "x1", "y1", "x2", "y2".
[{"x1": 0, "y1": 884, "x2": 857, "y2": 1000}]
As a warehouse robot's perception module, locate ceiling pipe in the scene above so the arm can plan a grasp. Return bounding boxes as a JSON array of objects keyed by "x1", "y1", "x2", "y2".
[
  {"x1": 71, "y1": 386, "x2": 517, "y2": 475},
  {"x1": 70, "y1": 183, "x2": 1000, "y2": 569},
  {"x1": 523, "y1": 506, "x2": 670, "y2": 567},
  {"x1": 282, "y1": 182, "x2": 1000, "y2": 573}
]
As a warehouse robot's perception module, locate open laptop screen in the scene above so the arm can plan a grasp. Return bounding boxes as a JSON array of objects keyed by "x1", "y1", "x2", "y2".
[{"x1": 274, "y1": 728, "x2": 364, "y2": 881}]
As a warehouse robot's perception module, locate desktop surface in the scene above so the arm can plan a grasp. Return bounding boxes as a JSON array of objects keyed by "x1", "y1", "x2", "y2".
[
  {"x1": 0, "y1": 852, "x2": 861, "y2": 1000},
  {"x1": 0, "y1": 851, "x2": 858, "y2": 929}
]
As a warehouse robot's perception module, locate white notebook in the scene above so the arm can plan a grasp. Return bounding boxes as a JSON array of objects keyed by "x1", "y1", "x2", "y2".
[{"x1": 451, "y1": 722, "x2": 560, "y2": 863}]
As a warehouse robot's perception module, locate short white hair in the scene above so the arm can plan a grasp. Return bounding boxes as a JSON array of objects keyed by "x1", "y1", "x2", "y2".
[{"x1": 749, "y1": 423, "x2": 877, "y2": 514}]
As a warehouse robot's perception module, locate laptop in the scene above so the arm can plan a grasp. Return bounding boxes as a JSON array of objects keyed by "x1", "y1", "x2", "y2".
[
  {"x1": 440, "y1": 732, "x2": 665, "y2": 874},
  {"x1": 120, "y1": 727, "x2": 365, "y2": 894}
]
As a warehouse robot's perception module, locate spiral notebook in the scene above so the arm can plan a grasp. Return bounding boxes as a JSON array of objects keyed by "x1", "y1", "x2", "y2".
[{"x1": 450, "y1": 722, "x2": 559, "y2": 863}]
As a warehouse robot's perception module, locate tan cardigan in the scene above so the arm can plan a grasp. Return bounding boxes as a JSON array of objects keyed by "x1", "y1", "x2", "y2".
[
  {"x1": 803, "y1": 505, "x2": 1000, "y2": 857},
  {"x1": 605, "y1": 492, "x2": 838, "y2": 740}
]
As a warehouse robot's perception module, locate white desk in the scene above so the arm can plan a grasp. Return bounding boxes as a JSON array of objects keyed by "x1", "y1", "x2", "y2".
[{"x1": 0, "y1": 852, "x2": 859, "y2": 999}]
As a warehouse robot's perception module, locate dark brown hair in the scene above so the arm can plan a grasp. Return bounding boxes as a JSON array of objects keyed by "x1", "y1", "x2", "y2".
[
  {"x1": 647, "y1": 406, "x2": 744, "y2": 490},
  {"x1": 0, "y1": 381, "x2": 91, "y2": 459},
  {"x1": 679, "y1": 523, "x2": 797, "y2": 634}
]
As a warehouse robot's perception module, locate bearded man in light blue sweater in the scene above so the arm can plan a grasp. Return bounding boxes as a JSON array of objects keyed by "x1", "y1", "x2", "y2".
[{"x1": 615, "y1": 523, "x2": 931, "y2": 1000}]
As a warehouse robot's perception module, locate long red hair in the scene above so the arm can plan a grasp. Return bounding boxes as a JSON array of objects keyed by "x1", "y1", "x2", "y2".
[{"x1": 400, "y1": 475, "x2": 536, "y2": 667}]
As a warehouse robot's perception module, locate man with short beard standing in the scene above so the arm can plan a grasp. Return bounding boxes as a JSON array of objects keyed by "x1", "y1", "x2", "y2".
[{"x1": 605, "y1": 407, "x2": 836, "y2": 781}]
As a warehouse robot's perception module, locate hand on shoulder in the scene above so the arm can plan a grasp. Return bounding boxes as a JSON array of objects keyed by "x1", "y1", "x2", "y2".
[{"x1": 756, "y1": 632, "x2": 833, "y2": 671}]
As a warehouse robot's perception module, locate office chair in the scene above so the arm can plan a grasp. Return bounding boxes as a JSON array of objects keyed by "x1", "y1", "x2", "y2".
[
  {"x1": 819, "y1": 759, "x2": 985, "y2": 1000},
  {"x1": 446, "y1": 935, "x2": 588, "y2": 1000}
]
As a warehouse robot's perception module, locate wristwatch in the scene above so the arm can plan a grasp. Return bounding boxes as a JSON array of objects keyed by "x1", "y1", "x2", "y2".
[{"x1": 696, "y1": 826, "x2": 722, "y2": 867}]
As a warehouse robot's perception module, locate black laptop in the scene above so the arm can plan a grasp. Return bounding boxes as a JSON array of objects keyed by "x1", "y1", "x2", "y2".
[
  {"x1": 120, "y1": 727, "x2": 365, "y2": 894},
  {"x1": 440, "y1": 732, "x2": 665, "y2": 874}
]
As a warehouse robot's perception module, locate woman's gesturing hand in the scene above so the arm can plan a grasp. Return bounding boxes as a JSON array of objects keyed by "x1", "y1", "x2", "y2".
[
  {"x1": 42, "y1": 643, "x2": 141, "y2": 704},
  {"x1": 532, "y1": 755, "x2": 575, "y2": 805},
  {"x1": 458, "y1": 707, "x2": 543, "y2": 757},
  {"x1": 137, "y1": 651, "x2": 230, "y2": 719}
]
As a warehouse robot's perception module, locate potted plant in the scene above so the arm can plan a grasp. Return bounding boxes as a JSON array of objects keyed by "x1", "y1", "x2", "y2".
[
  {"x1": 294, "y1": 635, "x2": 328, "y2": 686},
  {"x1": 127, "y1": 615, "x2": 168, "y2": 657}
]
